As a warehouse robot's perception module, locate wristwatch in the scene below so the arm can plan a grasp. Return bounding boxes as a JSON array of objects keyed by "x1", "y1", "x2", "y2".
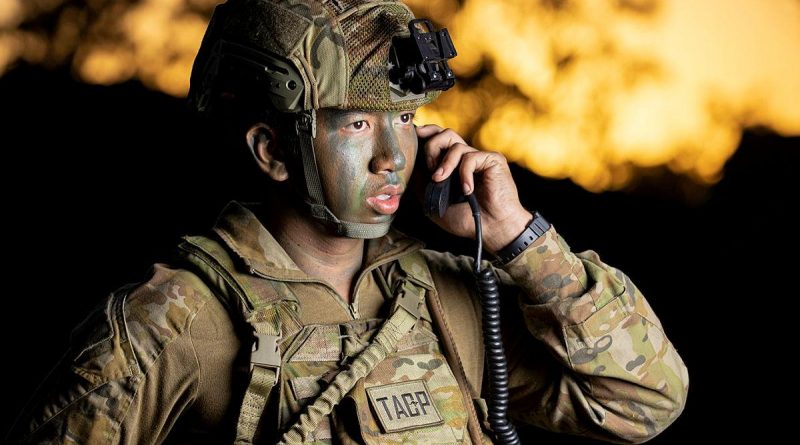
[{"x1": 494, "y1": 211, "x2": 551, "y2": 265}]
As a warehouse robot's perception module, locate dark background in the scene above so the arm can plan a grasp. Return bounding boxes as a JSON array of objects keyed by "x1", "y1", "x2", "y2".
[{"x1": 1, "y1": 64, "x2": 794, "y2": 442}]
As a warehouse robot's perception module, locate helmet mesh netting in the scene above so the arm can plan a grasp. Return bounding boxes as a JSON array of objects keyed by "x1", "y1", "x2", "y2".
[{"x1": 338, "y1": 1, "x2": 437, "y2": 110}]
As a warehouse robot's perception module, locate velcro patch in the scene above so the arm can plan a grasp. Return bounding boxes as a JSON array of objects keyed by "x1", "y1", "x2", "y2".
[
  {"x1": 290, "y1": 375, "x2": 321, "y2": 400},
  {"x1": 366, "y1": 380, "x2": 443, "y2": 433}
]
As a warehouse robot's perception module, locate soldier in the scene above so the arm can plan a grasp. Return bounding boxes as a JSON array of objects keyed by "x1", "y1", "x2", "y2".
[{"x1": 7, "y1": 0, "x2": 688, "y2": 444}]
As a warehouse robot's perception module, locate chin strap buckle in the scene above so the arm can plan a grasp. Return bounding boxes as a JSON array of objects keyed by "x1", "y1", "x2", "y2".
[{"x1": 295, "y1": 109, "x2": 316, "y2": 138}]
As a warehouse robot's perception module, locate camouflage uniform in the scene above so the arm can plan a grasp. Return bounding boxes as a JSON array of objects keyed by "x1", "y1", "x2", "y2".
[{"x1": 7, "y1": 201, "x2": 689, "y2": 444}]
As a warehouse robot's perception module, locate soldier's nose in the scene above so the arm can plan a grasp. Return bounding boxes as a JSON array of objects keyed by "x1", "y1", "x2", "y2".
[{"x1": 370, "y1": 129, "x2": 406, "y2": 174}]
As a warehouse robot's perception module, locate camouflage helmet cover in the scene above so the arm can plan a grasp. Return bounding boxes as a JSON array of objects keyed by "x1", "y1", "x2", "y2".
[{"x1": 190, "y1": 0, "x2": 439, "y2": 113}]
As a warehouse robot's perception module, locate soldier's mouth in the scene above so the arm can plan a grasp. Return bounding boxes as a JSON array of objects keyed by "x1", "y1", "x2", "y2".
[{"x1": 367, "y1": 185, "x2": 403, "y2": 215}]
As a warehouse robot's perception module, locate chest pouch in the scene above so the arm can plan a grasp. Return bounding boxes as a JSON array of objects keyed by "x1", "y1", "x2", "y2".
[
  {"x1": 275, "y1": 279, "x2": 471, "y2": 444},
  {"x1": 343, "y1": 323, "x2": 471, "y2": 444}
]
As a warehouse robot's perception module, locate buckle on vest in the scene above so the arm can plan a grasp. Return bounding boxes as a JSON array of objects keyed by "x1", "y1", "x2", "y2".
[
  {"x1": 394, "y1": 286, "x2": 421, "y2": 320},
  {"x1": 251, "y1": 333, "x2": 281, "y2": 370}
]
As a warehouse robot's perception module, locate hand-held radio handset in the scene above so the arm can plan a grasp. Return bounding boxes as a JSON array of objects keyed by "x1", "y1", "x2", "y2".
[
  {"x1": 417, "y1": 135, "x2": 522, "y2": 445},
  {"x1": 422, "y1": 163, "x2": 467, "y2": 219}
]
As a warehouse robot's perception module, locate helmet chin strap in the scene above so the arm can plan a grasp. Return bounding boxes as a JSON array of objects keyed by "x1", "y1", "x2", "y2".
[{"x1": 288, "y1": 110, "x2": 393, "y2": 239}]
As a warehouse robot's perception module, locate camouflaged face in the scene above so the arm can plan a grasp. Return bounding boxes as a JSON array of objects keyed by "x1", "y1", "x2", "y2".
[{"x1": 207, "y1": 0, "x2": 437, "y2": 112}]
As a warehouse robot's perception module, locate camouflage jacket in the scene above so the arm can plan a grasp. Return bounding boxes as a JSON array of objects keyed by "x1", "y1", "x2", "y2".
[{"x1": 7, "y1": 201, "x2": 688, "y2": 444}]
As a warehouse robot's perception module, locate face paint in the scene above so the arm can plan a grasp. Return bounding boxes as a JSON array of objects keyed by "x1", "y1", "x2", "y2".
[{"x1": 312, "y1": 108, "x2": 418, "y2": 225}]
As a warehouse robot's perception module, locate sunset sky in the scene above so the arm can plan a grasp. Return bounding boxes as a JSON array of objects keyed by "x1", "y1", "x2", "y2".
[{"x1": 2, "y1": 0, "x2": 798, "y2": 191}]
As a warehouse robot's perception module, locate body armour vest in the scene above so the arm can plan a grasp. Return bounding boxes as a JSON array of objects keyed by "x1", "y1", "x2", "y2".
[{"x1": 177, "y1": 234, "x2": 477, "y2": 444}]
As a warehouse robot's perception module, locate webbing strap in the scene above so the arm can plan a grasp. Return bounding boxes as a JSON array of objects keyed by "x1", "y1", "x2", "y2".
[
  {"x1": 234, "y1": 366, "x2": 277, "y2": 444},
  {"x1": 234, "y1": 316, "x2": 283, "y2": 444},
  {"x1": 296, "y1": 110, "x2": 325, "y2": 213},
  {"x1": 178, "y1": 234, "x2": 305, "y2": 443},
  {"x1": 277, "y1": 283, "x2": 424, "y2": 445}
]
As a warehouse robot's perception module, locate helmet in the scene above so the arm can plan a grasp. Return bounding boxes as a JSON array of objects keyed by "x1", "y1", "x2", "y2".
[{"x1": 188, "y1": 0, "x2": 457, "y2": 238}]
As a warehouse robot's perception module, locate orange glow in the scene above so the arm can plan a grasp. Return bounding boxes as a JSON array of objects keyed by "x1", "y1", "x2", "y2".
[
  {"x1": 413, "y1": 0, "x2": 800, "y2": 190},
  {"x1": 77, "y1": 46, "x2": 136, "y2": 85},
  {"x1": 0, "y1": 0, "x2": 214, "y2": 94},
  {"x1": 0, "y1": 0, "x2": 23, "y2": 29},
  {"x1": 2, "y1": 0, "x2": 799, "y2": 191}
]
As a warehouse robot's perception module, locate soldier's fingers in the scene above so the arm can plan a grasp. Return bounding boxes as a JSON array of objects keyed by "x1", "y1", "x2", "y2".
[
  {"x1": 459, "y1": 151, "x2": 506, "y2": 195},
  {"x1": 435, "y1": 142, "x2": 476, "y2": 181},
  {"x1": 420, "y1": 127, "x2": 468, "y2": 172},
  {"x1": 416, "y1": 124, "x2": 443, "y2": 139}
]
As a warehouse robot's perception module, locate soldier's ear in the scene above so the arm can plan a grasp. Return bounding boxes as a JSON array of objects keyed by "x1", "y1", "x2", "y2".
[{"x1": 247, "y1": 123, "x2": 288, "y2": 182}]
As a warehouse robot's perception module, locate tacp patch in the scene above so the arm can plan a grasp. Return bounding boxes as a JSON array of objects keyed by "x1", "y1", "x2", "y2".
[{"x1": 366, "y1": 379, "x2": 443, "y2": 433}]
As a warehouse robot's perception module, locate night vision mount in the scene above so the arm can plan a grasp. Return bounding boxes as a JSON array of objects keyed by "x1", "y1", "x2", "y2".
[{"x1": 389, "y1": 19, "x2": 457, "y2": 95}]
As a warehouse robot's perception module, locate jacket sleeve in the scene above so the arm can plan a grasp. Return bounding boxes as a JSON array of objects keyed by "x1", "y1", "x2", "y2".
[
  {"x1": 496, "y1": 226, "x2": 689, "y2": 444},
  {"x1": 6, "y1": 265, "x2": 209, "y2": 445}
]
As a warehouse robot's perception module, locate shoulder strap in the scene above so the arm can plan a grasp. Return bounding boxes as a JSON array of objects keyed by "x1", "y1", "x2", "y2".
[
  {"x1": 397, "y1": 251, "x2": 486, "y2": 445},
  {"x1": 177, "y1": 235, "x2": 301, "y2": 444}
]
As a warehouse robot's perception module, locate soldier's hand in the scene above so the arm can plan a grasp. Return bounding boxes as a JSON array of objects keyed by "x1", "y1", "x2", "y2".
[{"x1": 416, "y1": 124, "x2": 532, "y2": 254}]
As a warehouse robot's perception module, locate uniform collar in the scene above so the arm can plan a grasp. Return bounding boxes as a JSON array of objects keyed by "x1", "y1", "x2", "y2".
[{"x1": 212, "y1": 201, "x2": 425, "y2": 281}]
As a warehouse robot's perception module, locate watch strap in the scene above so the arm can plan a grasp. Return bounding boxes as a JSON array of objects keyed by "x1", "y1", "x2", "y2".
[{"x1": 494, "y1": 211, "x2": 551, "y2": 265}]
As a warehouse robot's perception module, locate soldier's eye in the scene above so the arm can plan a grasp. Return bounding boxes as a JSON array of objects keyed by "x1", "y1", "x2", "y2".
[
  {"x1": 350, "y1": 120, "x2": 367, "y2": 130},
  {"x1": 400, "y1": 113, "x2": 414, "y2": 124}
]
